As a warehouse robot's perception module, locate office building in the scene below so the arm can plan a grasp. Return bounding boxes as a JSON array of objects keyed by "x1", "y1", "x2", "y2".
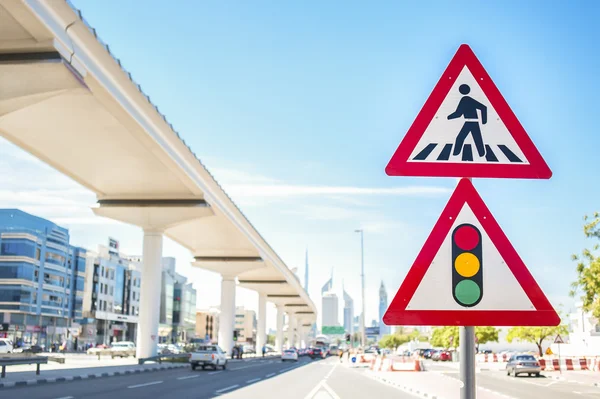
[
  {"x1": 0, "y1": 209, "x2": 85, "y2": 349},
  {"x1": 80, "y1": 238, "x2": 141, "y2": 346},
  {"x1": 379, "y1": 281, "x2": 390, "y2": 337},
  {"x1": 235, "y1": 306, "x2": 256, "y2": 344},
  {"x1": 155, "y1": 257, "x2": 197, "y2": 343},
  {"x1": 196, "y1": 308, "x2": 220, "y2": 343},
  {"x1": 343, "y1": 285, "x2": 354, "y2": 335},
  {"x1": 322, "y1": 292, "x2": 340, "y2": 328}
]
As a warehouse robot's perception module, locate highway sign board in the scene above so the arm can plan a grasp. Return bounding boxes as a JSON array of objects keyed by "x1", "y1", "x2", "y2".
[
  {"x1": 322, "y1": 326, "x2": 345, "y2": 335},
  {"x1": 365, "y1": 327, "x2": 380, "y2": 336},
  {"x1": 383, "y1": 178, "x2": 559, "y2": 326},
  {"x1": 385, "y1": 44, "x2": 551, "y2": 179}
]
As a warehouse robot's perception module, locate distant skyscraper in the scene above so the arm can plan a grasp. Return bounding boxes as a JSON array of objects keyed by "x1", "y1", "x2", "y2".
[
  {"x1": 321, "y1": 269, "x2": 333, "y2": 295},
  {"x1": 322, "y1": 292, "x2": 340, "y2": 328},
  {"x1": 379, "y1": 281, "x2": 390, "y2": 336},
  {"x1": 343, "y1": 282, "x2": 354, "y2": 335},
  {"x1": 304, "y1": 248, "x2": 309, "y2": 293}
]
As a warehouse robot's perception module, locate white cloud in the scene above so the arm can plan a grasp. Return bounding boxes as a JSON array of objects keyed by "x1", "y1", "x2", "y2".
[{"x1": 225, "y1": 184, "x2": 450, "y2": 198}]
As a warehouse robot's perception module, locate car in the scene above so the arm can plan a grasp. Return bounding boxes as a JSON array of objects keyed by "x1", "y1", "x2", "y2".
[
  {"x1": 0, "y1": 338, "x2": 13, "y2": 354},
  {"x1": 243, "y1": 345, "x2": 256, "y2": 354},
  {"x1": 282, "y1": 349, "x2": 298, "y2": 362},
  {"x1": 309, "y1": 347, "x2": 324, "y2": 359},
  {"x1": 110, "y1": 341, "x2": 136, "y2": 358},
  {"x1": 13, "y1": 344, "x2": 43, "y2": 354},
  {"x1": 438, "y1": 350, "x2": 452, "y2": 361},
  {"x1": 423, "y1": 349, "x2": 435, "y2": 359},
  {"x1": 506, "y1": 354, "x2": 541, "y2": 377},
  {"x1": 189, "y1": 345, "x2": 227, "y2": 370},
  {"x1": 431, "y1": 350, "x2": 441, "y2": 361}
]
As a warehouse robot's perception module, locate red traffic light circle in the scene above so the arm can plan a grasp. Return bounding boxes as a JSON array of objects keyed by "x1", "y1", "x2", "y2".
[{"x1": 454, "y1": 224, "x2": 480, "y2": 251}]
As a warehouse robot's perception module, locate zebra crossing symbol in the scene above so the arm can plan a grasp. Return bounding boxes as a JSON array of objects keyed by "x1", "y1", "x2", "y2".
[{"x1": 386, "y1": 44, "x2": 552, "y2": 179}]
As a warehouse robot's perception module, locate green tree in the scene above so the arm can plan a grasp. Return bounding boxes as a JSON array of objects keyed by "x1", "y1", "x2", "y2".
[
  {"x1": 430, "y1": 326, "x2": 499, "y2": 348},
  {"x1": 378, "y1": 334, "x2": 411, "y2": 349},
  {"x1": 571, "y1": 212, "x2": 600, "y2": 318},
  {"x1": 267, "y1": 334, "x2": 276, "y2": 345},
  {"x1": 506, "y1": 326, "x2": 568, "y2": 357}
]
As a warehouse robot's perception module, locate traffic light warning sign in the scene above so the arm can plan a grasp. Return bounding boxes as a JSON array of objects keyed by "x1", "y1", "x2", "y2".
[{"x1": 383, "y1": 178, "x2": 559, "y2": 327}]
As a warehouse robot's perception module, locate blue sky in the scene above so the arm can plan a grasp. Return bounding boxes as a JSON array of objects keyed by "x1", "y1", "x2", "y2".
[{"x1": 2, "y1": 1, "x2": 598, "y2": 329}]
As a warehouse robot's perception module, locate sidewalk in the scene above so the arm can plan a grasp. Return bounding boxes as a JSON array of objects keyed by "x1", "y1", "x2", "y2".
[
  {"x1": 0, "y1": 362, "x2": 189, "y2": 388},
  {"x1": 365, "y1": 369, "x2": 507, "y2": 399}
]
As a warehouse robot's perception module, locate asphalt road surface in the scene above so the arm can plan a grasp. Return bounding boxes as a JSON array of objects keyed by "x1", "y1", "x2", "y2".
[{"x1": 3, "y1": 356, "x2": 417, "y2": 399}]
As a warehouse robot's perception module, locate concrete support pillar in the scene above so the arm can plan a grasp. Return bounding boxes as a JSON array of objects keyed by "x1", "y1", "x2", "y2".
[
  {"x1": 276, "y1": 305, "x2": 284, "y2": 353},
  {"x1": 218, "y1": 275, "x2": 236, "y2": 355},
  {"x1": 287, "y1": 312, "x2": 296, "y2": 349},
  {"x1": 136, "y1": 229, "x2": 163, "y2": 358},
  {"x1": 256, "y1": 293, "x2": 267, "y2": 354}
]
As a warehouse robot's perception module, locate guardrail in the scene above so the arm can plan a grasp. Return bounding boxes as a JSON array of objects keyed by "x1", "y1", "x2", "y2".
[
  {"x1": 138, "y1": 353, "x2": 190, "y2": 365},
  {"x1": 0, "y1": 356, "x2": 48, "y2": 378}
]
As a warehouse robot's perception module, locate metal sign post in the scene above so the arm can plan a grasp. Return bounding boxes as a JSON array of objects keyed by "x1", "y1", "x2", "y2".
[
  {"x1": 558, "y1": 342, "x2": 562, "y2": 375},
  {"x1": 460, "y1": 326, "x2": 476, "y2": 399}
]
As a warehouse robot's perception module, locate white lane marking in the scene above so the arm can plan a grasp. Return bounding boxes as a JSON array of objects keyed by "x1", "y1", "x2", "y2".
[
  {"x1": 177, "y1": 375, "x2": 200, "y2": 380},
  {"x1": 304, "y1": 363, "x2": 341, "y2": 399},
  {"x1": 230, "y1": 364, "x2": 259, "y2": 371},
  {"x1": 246, "y1": 378, "x2": 261, "y2": 384},
  {"x1": 266, "y1": 373, "x2": 276, "y2": 378},
  {"x1": 215, "y1": 384, "x2": 239, "y2": 393},
  {"x1": 128, "y1": 381, "x2": 163, "y2": 389},
  {"x1": 53, "y1": 397, "x2": 74, "y2": 399},
  {"x1": 304, "y1": 380, "x2": 341, "y2": 399},
  {"x1": 208, "y1": 370, "x2": 223, "y2": 375}
]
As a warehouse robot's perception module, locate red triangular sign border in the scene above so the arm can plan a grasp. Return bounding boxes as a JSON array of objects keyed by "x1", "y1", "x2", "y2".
[
  {"x1": 383, "y1": 178, "x2": 559, "y2": 326},
  {"x1": 385, "y1": 44, "x2": 552, "y2": 179}
]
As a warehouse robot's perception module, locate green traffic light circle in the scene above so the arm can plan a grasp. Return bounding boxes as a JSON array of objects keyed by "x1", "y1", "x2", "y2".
[{"x1": 455, "y1": 280, "x2": 481, "y2": 306}]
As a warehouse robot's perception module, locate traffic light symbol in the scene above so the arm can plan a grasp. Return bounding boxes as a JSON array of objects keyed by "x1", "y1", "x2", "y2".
[{"x1": 452, "y1": 223, "x2": 483, "y2": 307}]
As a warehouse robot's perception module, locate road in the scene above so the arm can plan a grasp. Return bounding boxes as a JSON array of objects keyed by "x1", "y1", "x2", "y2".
[
  {"x1": 3, "y1": 356, "x2": 417, "y2": 399},
  {"x1": 418, "y1": 361, "x2": 600, "y2": 399}
]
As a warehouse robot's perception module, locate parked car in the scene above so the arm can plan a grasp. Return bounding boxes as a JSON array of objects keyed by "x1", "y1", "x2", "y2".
[
  {"x1": 243, "y1": 345, "x2": 256, "y2": 354},
  {"x1": 110, "y1": 341, "x2": 136, "y2": 358},
  {"x1": 506, "y1": 354, "x2": 541, "y2": 377},
  {"x1": 13, "y1": 344, "x2": 43, "y2": 354},
  {"x1": 189, "y1": 345, "x2": 228, "y2": 370},
  {"x1": 282, "y1": 349, "x2": 299, "y2": 362},
  {"x1": 438, "y1": 350, "x2": 452, "y2": 361},
  {"x1": 423, "y1": 349, "x2": 435, "y2": 359},
  {"x1": 0, "y1": 338, "x2": 13, "y2": 354}
]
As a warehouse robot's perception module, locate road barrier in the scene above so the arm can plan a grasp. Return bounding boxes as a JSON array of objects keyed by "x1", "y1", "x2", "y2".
[
  {"x1": 370, "y1": 356, "x2": 424, "y2": 372},
  {"x1": 0, "y1": 356, "x2": 48, "y2": 378}
]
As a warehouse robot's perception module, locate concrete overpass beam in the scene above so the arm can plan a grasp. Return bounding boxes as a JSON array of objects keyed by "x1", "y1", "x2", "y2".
[
  {"x1": 255, "y1": 293, "x2": 267, "y2": 354},
  {"x1": 218, "y1": 274, "x2": 236, "y2": 356},
  {"x1": 276, "y1": 304, "x2": 284, "y2": 353},
  {"x1": 137, "y1": 229, "x2": 163, "y2": 358}
]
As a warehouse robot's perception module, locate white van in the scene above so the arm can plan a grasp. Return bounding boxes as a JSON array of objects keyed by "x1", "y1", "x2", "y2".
[{"x1": 0, "y1": 338, "x2": 13, "y2": 354}]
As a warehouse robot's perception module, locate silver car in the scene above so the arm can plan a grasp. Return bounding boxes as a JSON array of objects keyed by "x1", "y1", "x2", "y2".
[{"x1": 506, "y1": 354, "x2": 541, "y2": 377}]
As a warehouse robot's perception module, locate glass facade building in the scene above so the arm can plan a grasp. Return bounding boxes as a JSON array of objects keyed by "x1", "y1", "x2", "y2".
[{"x1": 0, "y1": 209, "x2": 85, "y2": 349}]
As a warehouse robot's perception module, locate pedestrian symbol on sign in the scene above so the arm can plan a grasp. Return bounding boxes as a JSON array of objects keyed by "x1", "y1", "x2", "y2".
[{"x1": 447, "y1": 84, "x2": 487, "y2": 158}]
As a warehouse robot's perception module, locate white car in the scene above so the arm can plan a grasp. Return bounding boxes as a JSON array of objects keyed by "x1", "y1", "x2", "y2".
[
  {"x1": 281, "y1": 349, "x2": 298, "y2": 362},
  {"x1": 0, "y1": 338, "x2": 13, "y2": 354},
  {"x1": 110, "y1": 341, "x2": 136, "y2": 358}
]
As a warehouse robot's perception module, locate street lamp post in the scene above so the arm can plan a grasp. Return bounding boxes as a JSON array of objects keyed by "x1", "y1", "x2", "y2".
[{"x1": 355, "y1": 229, "x2": 366, "y2": 348}]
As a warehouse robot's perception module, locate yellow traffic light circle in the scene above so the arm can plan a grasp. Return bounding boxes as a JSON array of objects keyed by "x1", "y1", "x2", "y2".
[{"x1": 454, "y1": 252, "x2": 480, "y2": 277}]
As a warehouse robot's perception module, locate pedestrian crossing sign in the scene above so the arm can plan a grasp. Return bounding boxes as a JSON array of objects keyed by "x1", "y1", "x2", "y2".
[{"x1": 385, "y1": 44, "x2": 552, "y2": 179}]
